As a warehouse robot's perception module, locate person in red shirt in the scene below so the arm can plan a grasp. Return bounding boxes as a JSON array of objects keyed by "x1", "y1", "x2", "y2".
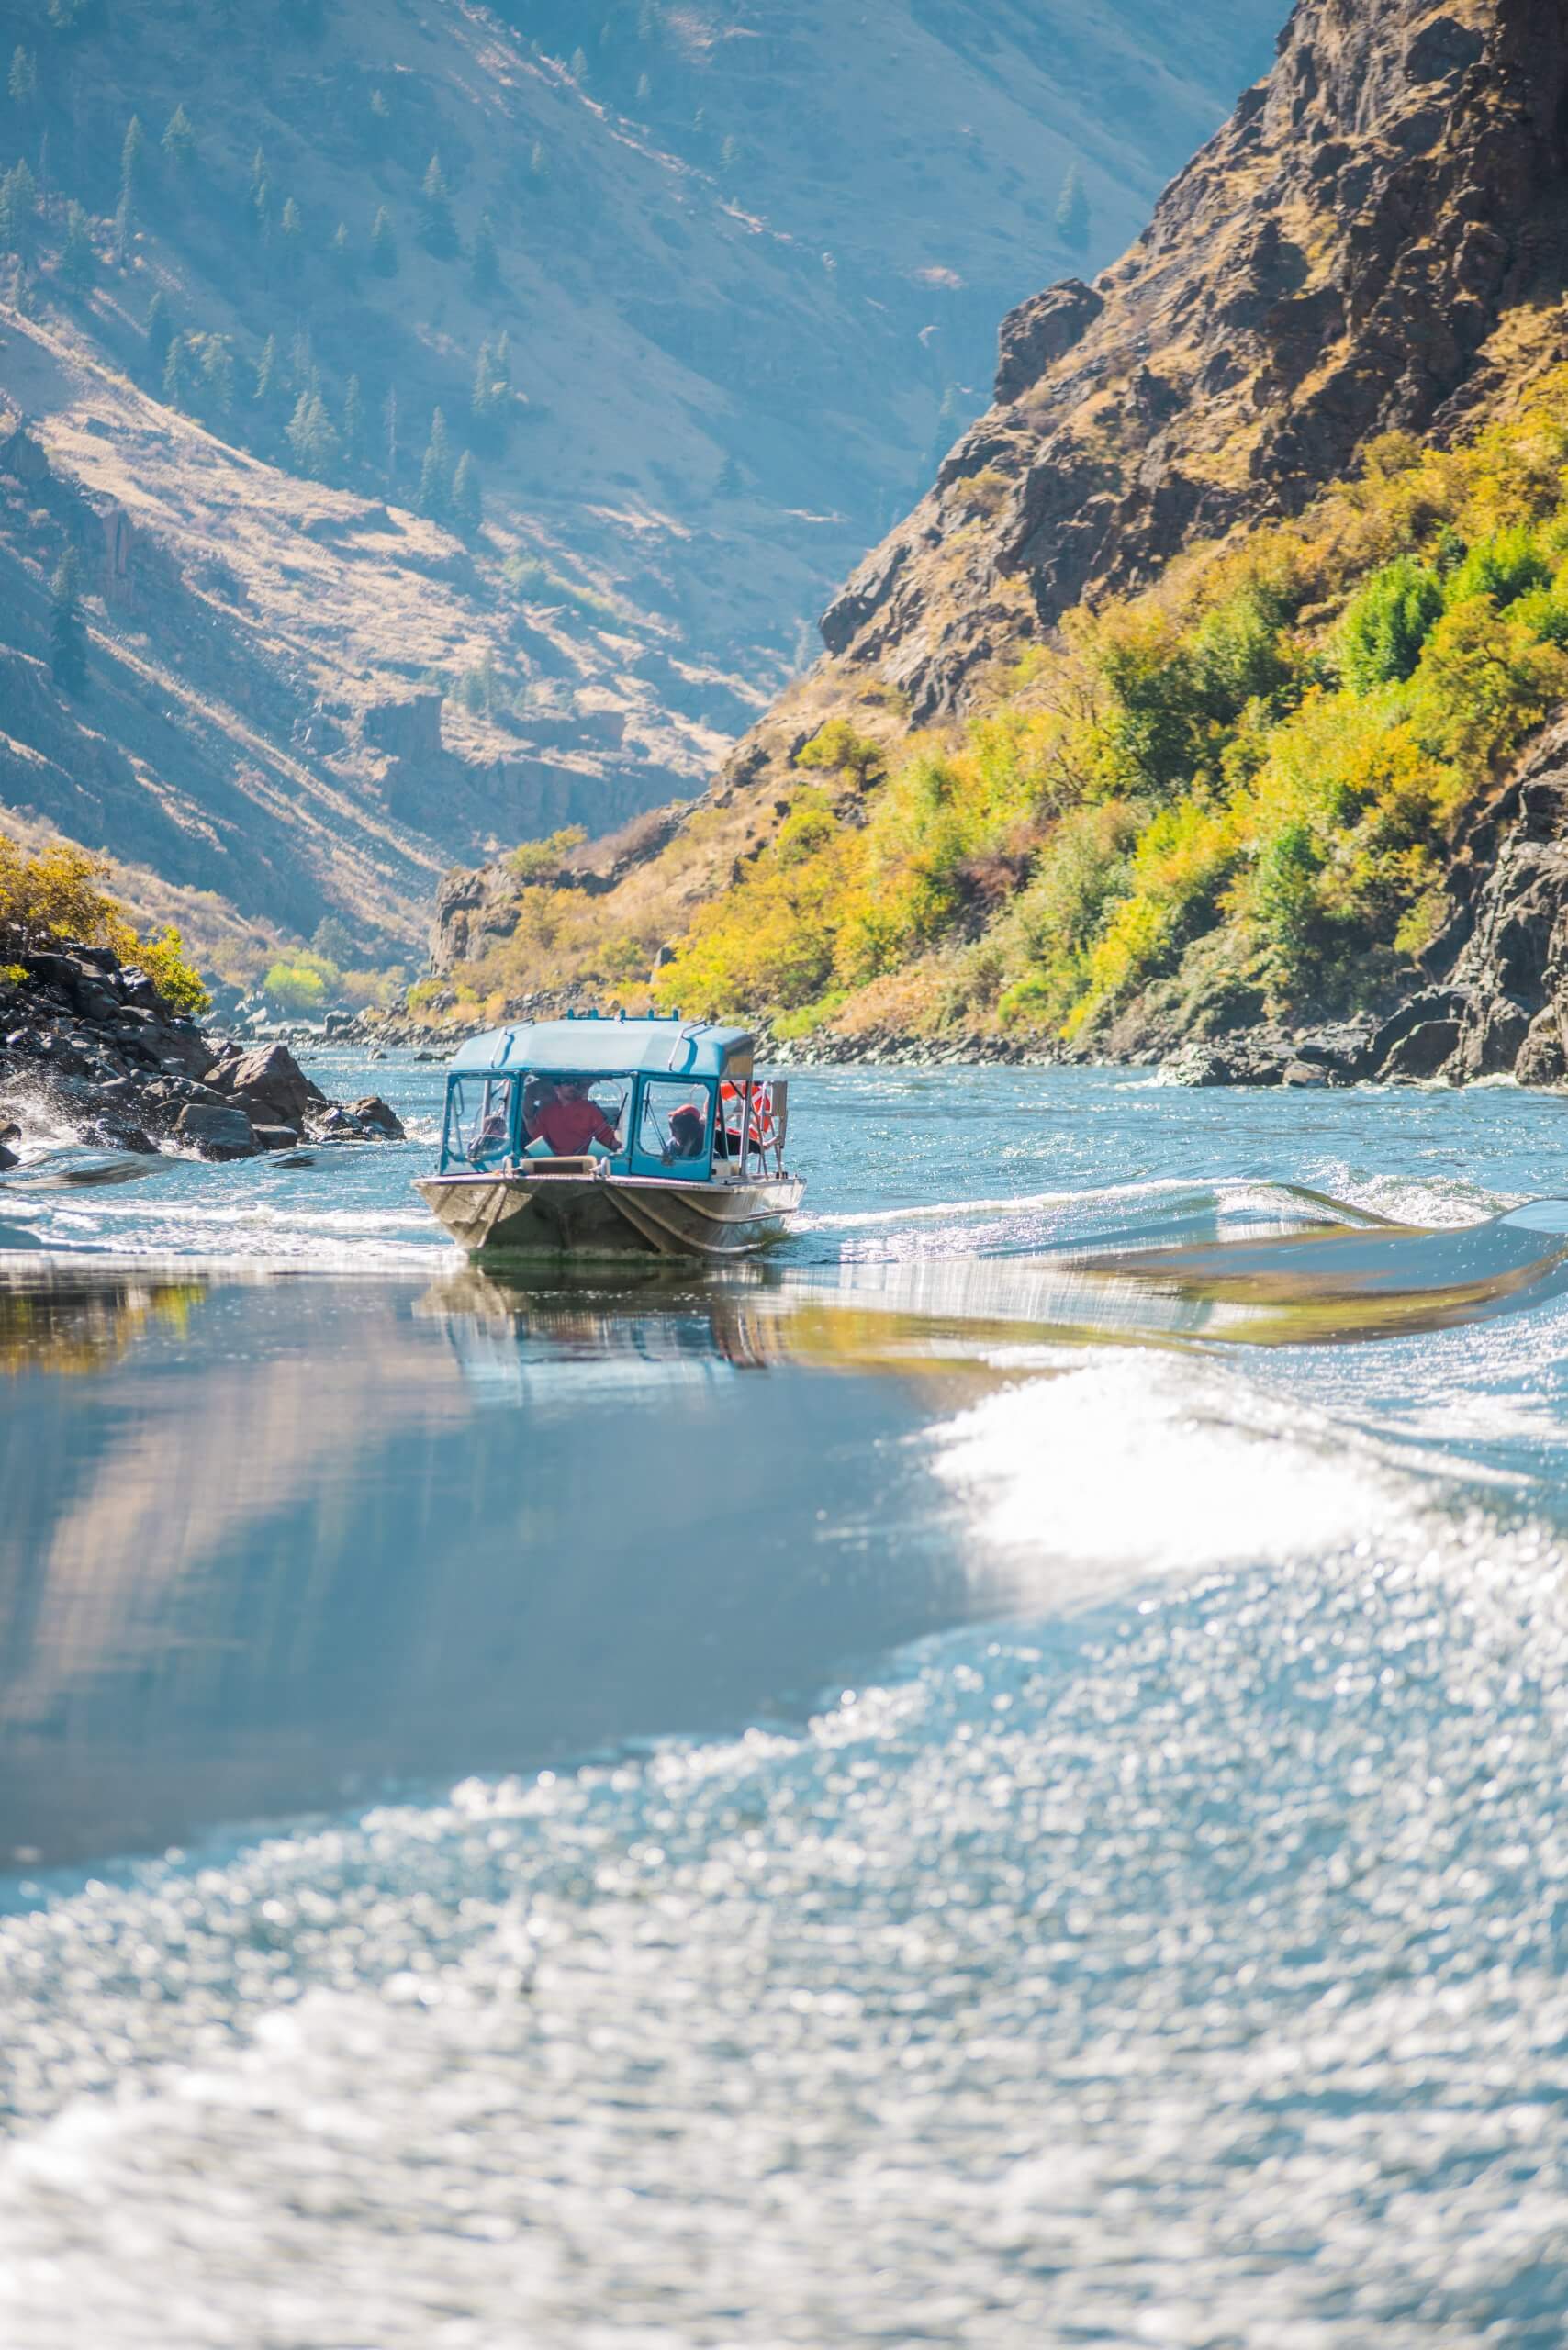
[{"x1": 526, "y1": 1077, "x2": 620, "y2": 1158}]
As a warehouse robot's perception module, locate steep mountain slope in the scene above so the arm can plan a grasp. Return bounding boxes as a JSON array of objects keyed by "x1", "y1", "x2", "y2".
[
  {"x1": 429, "y1": 0, "x2": 1568, "y2": 1088},
  {"x1": 0, "y1": 0, "x2": 1279, "y2": 978}
]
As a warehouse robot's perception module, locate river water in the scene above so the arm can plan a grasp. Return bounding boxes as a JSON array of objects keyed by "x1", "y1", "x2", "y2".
[{"x1": 4, "y1": 1055, "x2": 1568, "y2": 2345}]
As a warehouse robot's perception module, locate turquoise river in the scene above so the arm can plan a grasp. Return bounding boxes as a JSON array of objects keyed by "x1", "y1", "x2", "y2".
[{"x1": 3, "y1": 1053, "x2": 1568, "y2": 2345}]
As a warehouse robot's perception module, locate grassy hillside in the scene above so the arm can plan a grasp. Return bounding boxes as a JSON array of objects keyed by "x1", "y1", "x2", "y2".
[
  {"x1": 0, "y1": 0, "x2": 1279, "y2": 993},
  {"x1": 424, "y1": 374, "x2": 1568, "y2": 1050}
]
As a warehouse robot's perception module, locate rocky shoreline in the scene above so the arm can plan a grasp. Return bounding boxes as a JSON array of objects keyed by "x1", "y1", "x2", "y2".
[{"x1": 0, "y1": 944, "x2": 406, "y2": 1169}]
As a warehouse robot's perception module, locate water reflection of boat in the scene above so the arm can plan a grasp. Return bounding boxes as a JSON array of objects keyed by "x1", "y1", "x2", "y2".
[
  {"x1": 415, "y1": 1013, "x2": 803, "y2": 1259},
  {"x1": 422, "y1": 1192, "x2": 1568, "y2": 1369}
]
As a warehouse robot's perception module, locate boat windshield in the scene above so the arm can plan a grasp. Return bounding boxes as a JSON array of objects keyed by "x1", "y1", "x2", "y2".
[
  {"x1": 443, "y1": 1075, "x2": 517, "y2": 1171},
  {"x1": 520, "y1": 1072, "x2": 629, "y2": 1158}
]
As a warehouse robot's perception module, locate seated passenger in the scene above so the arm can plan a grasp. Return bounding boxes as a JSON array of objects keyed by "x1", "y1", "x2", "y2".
[
  {"x1": 521, "y1": 1076, "x2": 558, "y2": 1142},
  {"x1": 525, "y1": 1076, "x2": 620, "y2": 1159},
  {"x1": 663, "y1": 1102, "x2": 708, "y2": 1163},
  {"x1": 469, "y1": 1104, "x2": 513, "y2": 1166}
]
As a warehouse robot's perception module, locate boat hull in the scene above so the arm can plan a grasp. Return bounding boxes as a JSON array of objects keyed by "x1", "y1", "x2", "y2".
[{"x1": 414, "y1": 1168, "x2": 804, "y2": 1260}]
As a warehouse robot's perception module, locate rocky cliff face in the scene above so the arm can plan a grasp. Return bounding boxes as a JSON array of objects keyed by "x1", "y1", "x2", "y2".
[{"x1": 819, "y1": 0, "x2": 1568, "y2": 722}]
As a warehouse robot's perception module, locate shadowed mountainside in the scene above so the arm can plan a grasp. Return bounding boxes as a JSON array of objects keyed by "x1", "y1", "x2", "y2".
[{"x1": 0, "y1": 0, "x2": 1280, "y2": 980}]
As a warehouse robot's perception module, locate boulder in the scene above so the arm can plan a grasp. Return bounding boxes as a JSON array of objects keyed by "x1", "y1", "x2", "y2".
[
  {"x1": 307, "y1": 1104, "x2": 360, "y2": 1138},
  {"x1": 1159, "y1": 1036, "x2": 1287, "y2": 1087},
  {"x1": 994, "y1": 278, "x2": 1105, "y2": 405},
  {"x1": 349, "y1": 1094, "x2": 405, "y2": 1138},
  {"x1": 117, "y1": 968, "x2": 166, "y2": 1012},
  {"x1": 1281, "y1": 1058, "x2": 1330, "y2": 1086},
  {"x1": 174, "y1": 1102, "x2": 257, "y2": 1159},
  {"x1": 0, "y1": 1140, "x2": 17, "y2": 1172},
  {"x1": 1288, "y1": 1020, "x2": 1378, "y2": 1080},
  {"x1": 1369, "y1": 988, "x2": 1473, "y2": 1079},
  {"x1": 1451, "y1": 993, "x2": 1534, "y2": 1079},
  {"x1": 251, "y1": 1123, "x2": 302, "y2": 1151},
  {"x1": 1380, "y1": 1019, "x2": 1462, "y2": 1080},
  {"x1": 93, "y1": 1124, "x2": 159, "y2": 1156},
  {"x1": 1516, "y1": 1008, "x2": 1567, "y2": 1087},
  {"x1": 222, "y1": 1042, "x2": 320, "y2": 1129}
]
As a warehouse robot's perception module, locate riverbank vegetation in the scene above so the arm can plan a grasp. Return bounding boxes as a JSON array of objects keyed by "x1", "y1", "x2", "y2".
[
  {"x1": 447, "y1": 370, "x2": 1568, "y2": 1049},
  {"x1": 0, "y1": 833, "x2": 210, "y2": 1014}
]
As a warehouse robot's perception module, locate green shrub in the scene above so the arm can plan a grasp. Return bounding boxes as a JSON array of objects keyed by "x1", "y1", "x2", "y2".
[
  {"x1": 506, "y1": 826, "x2": 588, "y2": 882},
  {"x1": 1340, "y1": 556, "x2": 1444, "y2": 691},
  {"x1": 795, "y1": 719, "x2": 886, "y2": 785},
  {"x1": 1444, "y1": 525, "x2": 1551, "y2": 612}
]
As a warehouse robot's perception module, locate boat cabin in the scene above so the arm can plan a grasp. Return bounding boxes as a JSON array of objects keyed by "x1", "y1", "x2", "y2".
[{"x1": 437, "y1": 1013, "x2": 789, "y2": 1183}]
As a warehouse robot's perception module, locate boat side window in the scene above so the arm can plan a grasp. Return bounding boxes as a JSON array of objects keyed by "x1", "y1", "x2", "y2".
[
  {"x1": 639, "y1": 1080, "x2": 712, "y2": 1169},
  {"x1": 443, "y1": 1076, "x2": 517, "y2": 1171},
  {"x1": 586, "y1": 1079, "x2": 628, "y2": 1150}
]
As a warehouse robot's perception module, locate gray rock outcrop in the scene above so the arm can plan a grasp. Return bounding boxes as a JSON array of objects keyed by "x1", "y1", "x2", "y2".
[{"x1": 0, "y1": 944, "x2": 408, "y2": 1162}]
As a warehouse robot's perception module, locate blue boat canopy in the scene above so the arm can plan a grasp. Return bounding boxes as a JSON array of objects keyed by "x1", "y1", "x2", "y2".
[{"x1": 447, "y1": 1013, "x2": 755, "y2": 1080}]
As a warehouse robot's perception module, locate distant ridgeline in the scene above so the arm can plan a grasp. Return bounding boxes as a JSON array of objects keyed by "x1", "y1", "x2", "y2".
[
  {"x1": 0, "y1": 0, "x2": 1278, "y2": 1000},
  {"x1": 428, "y1": 0, "x2": 1568, "y2": 1088}
]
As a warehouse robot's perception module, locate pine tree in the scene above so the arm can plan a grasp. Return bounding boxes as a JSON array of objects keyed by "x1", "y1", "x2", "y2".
[
  {"x1": 7, "y1": 47, "x2": 37, "y2": 106},
  {"x1": 634, "y1": 71, "x2": 652, "y2": 106},
  {"x1": 720, "y1": 133, "x2": 738, "y2": 173},
  {"x1": 419, "y1": 152, "x2": 457, "y2": 259},
  {"x1": 370, "y1": 204, "x2": 398, "y2": 277},
  {"x1": 570, "y1": 46, "x2": 588, "y2": 79},
  {"x1": 0, "y1": 159, "x2": 37, "y2": 256},
  {"x1": 451, "y1": 450, "x2": 481, "y2": 536},
  {"x1": 715, "y1": 453, "x2": 742, "y2": 498},
  {"x1": 1055, "y1": 163, "x2": 1089, "y2": 256},
  {"x1": 342, "y1": 372, "x2": 363, "y2": 462},
  {"x1": 383, "y1": 383, "x2": 398, "y2": 483},
  {"x1": 249, "y1": 151, "x2": 270, "y2": 241},
  {"x1": 529, "y1": 139, "x2": 547, "y2": 182},
  {"x1": 145, "y1": 288, "x2": 172, "y2": 372},
  {"x1": 253, "y1": 330, "x2": 278, "y2": 403},
  {"x1": 50, "y1": 546, "x2": 87, "y2": 696},
  {"x1": 119, "y1": 113, "x2": 145, "y2": 199},
  {"x1": 417, "y1": 406, "x2": 453, "y2": 520},
  {"x1": 470, "y1": 332, "x2": 511, "y2": 452},
  {"x1": 366, "y1": 87, "x2": 390, "y2": 156},
  {"x1": 329, "y1": 218, "x2": 353, "y2": 284},
  {"x1": 112, "y1": 187, "x2": 131, "y2": 265},
  {"x1": 59, "y1": 200, "x2": 95, "y2": 291},
  {"x1": 162, "y1": 333, "x2": 190, "y2": 408},
  {"x1": 197, "y1": 332, "x2": 235, "y2": 411},
  {"x1": 279, "y1": 194, "x2": 302, "y2": 277},
  {"x1": 161, "y1": 105, "x2": 196, "y2": 170},
  {"x1": 286, "y1": 387, "x2": 338, "y2": 475},
  {"x1": 469, "y1": 208, "x2": 499, "y2": 297}
]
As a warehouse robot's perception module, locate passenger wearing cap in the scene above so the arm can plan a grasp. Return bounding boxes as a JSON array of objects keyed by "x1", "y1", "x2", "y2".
[{"x1": 663, "y1": 1102, "x2": 708, "y2": 1162}]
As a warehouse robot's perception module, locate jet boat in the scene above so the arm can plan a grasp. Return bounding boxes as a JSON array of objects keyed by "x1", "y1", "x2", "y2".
[{"x1": 414, "y1": 1012, "x2": 803, "y2": 1259}]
